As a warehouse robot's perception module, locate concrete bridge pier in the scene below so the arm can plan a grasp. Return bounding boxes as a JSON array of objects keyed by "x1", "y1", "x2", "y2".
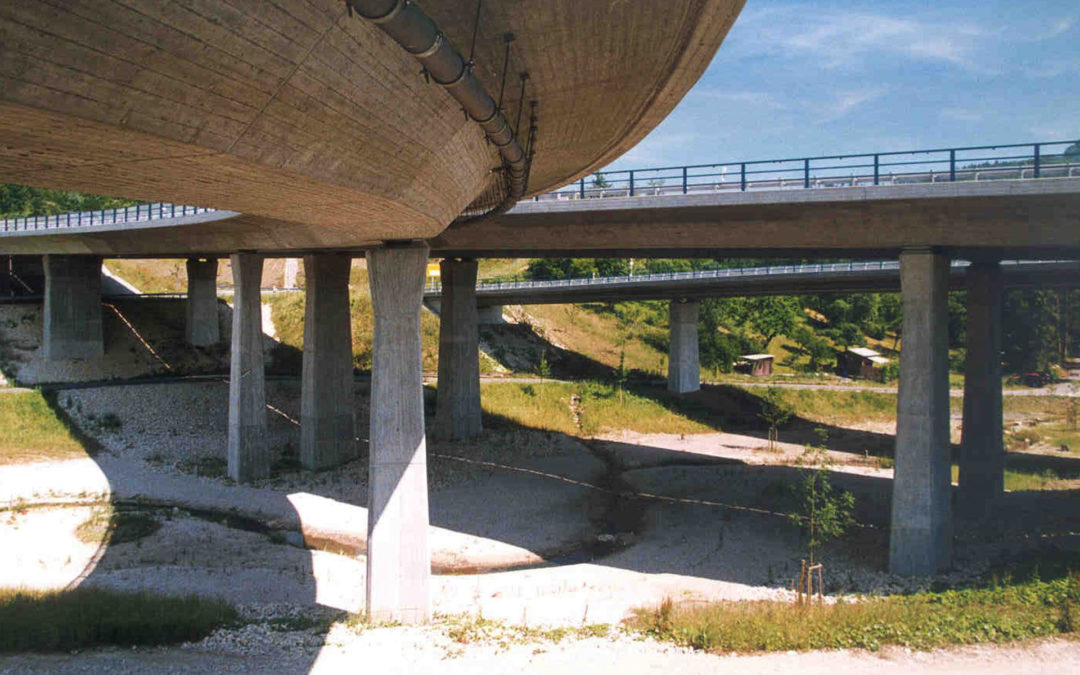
[
  {"x1": 185, "y1": 258, "x2": 220, "y2": 346},
  {"x1": 434, "y1": 258, "x2": 482, "y2": 440},
  {"x1": 365, "y1": 243, "x2": 431, "y2": 623},
  {"x1": 300, "y1": 253, "x2": 356, "y2": 470},
  {"x1": 227, "y1": 252, "x2": 269, "y2": 483},
  {"x1": 477, "y1": 305, "x2": 505, "y2": 324},
  {"x1": 889, "y1": 248, "x2": 953, "y2": 575},
  {"x1": 43, "y1": 254, "x2": 103, "y2": 360},
  {"x1": 957, "y1": 261, "x2": 1004, "y2": 515},
  {"x1": 668, "y1": 299, "x2": 700, "y2": 394}
]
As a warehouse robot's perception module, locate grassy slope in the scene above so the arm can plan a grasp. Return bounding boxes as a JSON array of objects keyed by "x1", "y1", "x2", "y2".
[{"x1": 0, "y1": 391, "x2": 87, "y2": 465}]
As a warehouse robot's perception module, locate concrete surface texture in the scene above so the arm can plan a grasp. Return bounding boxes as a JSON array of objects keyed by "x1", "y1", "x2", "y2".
[
  {"x1": 890, "y1": 249, "x2": 953, "y2": 575},
  {"x1": 185, "y1": 257, "x2": 220, "y2": 346},
  {"x1": 227, "y1": 252, "x2": 270, "y2": 483},
  {"x1": 434, "y1": 258, "x2": 482, "y2": 440},
  {"x1": 957, "y1": 261, "x2": 1005, "y2": 515},
  {"x1": 366, "y1": 243, "x2": 432, "y2": 623},
  {"x1": 300, "y1": 253, "x2": 357, "y2": 471},
  {"x1": 667, "y1": 299, "x2": 700, "y2": 394},
  {"x1": 42, "y1": 254, "x2": 103, "y2": 360},
  {"x1": 0, "y1": 0, "x2": 740, "y2": 241}
]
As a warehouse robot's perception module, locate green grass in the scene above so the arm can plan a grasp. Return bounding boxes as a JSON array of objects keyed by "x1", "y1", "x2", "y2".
[
  {"x1": 748, "y1": 388, "x2": 899, "y2": 427},
  {"x1": 75, "y1": 507, "x2": 161, "y2": 546},
  {"x1": 0, "y1": 391, "x2": 88, "y2": 465},
  {"x1": 480, "y1": 381, "x2": 717, "y2": 436},
  {"x1": 630, "y1": 575, "x2": 1080, "y2": 653},
  {"x1": 0, "y1": 587, "x2": 239, "y2": 652}
]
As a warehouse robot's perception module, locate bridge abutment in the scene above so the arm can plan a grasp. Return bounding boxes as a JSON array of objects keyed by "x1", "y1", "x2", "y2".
[
  {"x1": 43, "y1": 254, "x2": 103, "y2": 360},
  {"x1": 227, "y1": 252, "x2": 269, "y2": 483},
  {"x1": 668, "y1": 299, "x2": 700, "y2": 394},
  {"x1": 365, "y1": 243, "x2": 431, "y2": 624},
  {"x1": 434, "y1": 258, "x2": 482, "y2": 440},
  {"x1": 300, "y1": 253, "x2": 357, "y2": 471},
  {"x1": 957, "y1": 261, "x2": 1004, "y2": 515},
  {"x1": 185, "y1": 258, "x2": 220, "y2": 346},
  {"x1": 889, "y1": 248, "x2": 953, "y2": 575},
  {"x1": 477, "y1": 304, "x2": 504, "y2": 324}
]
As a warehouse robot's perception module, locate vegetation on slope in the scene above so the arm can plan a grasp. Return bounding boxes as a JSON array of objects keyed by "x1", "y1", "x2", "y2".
[{"x1": 0, "y1": 390, "x2": 87, "y2": 465}]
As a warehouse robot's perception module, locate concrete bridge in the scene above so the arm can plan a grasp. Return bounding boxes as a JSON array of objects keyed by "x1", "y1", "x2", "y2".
[{"x1": 2, "y1": 141, "x2": 1079, "y2": 619}]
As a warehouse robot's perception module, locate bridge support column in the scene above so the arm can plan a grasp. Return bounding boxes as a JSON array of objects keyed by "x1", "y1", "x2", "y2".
[
  {"x1": 434, "y1": 258, "x2": 482, "y2": 440},
  {"x1": 889, "y1": 248, "x2": 952, "y2": 575},
  {"x1": 477, "y1": 305, "x2": 504, "y2": 324},
  {"x1": 365, "y1": 243, "x2": 431, "y2": 623},
  {"x1": 227, "y1": 253, "x2": 269, "y2": 483},
  {"x1": 300, "y1": 254, "x2": 356, "y2": 470},
  {"x1": 185, "y1": 258, "x2": 220, "y2": 346},
  {"x1": 957, "y1": 261, "x2": 1004, "y2": 516},
  {"x1": 668, "y1": 299, "x2": 700, "y2": 394},
  {"x1": 43, "y1": 255, "x2": 103, "y2": 360}
]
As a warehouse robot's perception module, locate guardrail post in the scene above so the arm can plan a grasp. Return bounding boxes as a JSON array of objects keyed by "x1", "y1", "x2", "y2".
[
  {"x1": 1033, "y1": 144, "x2": 1041, "y2": 178},
  {"x1": 949, "y1": 149, "x2": 956, "y2": 182},
  {"x1": 629, "y1": 170, "x2": 635, "y2": 197},
  {"x1": 579, "y1": 177, "x2": 585, "y2": 199},
  {"x1": 803, "y1": 158, "x2": 810, "y2": 188},
  {"x1": 873, "y1": 155, "x2": 880, "y2": 185},
  {"x1": 740, "y1": 163, "x2": 747, "y2": 191},
  {"x1": 682, "y1": 167, "x2": 688, "y2": 194}
]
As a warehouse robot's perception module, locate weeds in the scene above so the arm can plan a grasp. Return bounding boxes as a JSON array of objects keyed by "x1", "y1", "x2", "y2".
[{"x1": 0, "y1": 587, "x2": 238, "y2": 652}]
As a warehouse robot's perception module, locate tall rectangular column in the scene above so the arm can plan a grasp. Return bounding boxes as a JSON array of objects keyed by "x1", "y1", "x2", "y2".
[
  {"x1": 434, "y1": 258, "x2": 482, "y2": 440},
  {"x1": 890, "y1": 248, "x2": 952, "y2": 575},
  {"x1": 228, "y1": 253, "x2": 269, "y2": 483},
  {"x1": 43, "y1": 255, "x2": 103, "y2": 360},
  {"x1": 365, "y1": 243, "x2": 431, "y2": 623},
  {"x1": 668, "y1": 299, "x2": 700, "y2": 394},
  {"x1": 300, "y1": 254, "x2": 356, "y2": 470},
  {"x1": 185, "y1": 258, "x2": 220, "y2": 346},
  {"x1": 957, "y1": 261, "x2": 1004, "y2": 516}
]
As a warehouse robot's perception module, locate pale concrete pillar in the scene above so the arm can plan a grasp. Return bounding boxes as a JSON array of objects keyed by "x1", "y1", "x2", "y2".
[
  {"x1": 227, "y1": 253, "x2": 269, "y2": 483},
  {"x1": 434, "y1": 258, "x2": 482, "y2": 440},
  {"x1": 889, "y1": 248, "x2": 952, "y2": 575},
  {"x1": 667, "y1": 299, "x2": 700, "y2": 394},
  {"x1": 957, "y1": 261, "x2": 1004, "y2": 516},
  {"x1": 185, "y1": 258, "x2": 220, "y2": 346},
  {"x1": 43, "y1": 255, "x2": 103, "y2": 360},
  {"x1": 300, "y1": 254, "x2": 356, "y2": 470},
  {"x1": 365, "y1": 243, "x2": 431, "y2": 624},
  {"x1": 477, "y1": 305, "x2": 504, "y2": 324},
  {"x1": 283, "y1": 257, "x2": 300, "y2": 289}
]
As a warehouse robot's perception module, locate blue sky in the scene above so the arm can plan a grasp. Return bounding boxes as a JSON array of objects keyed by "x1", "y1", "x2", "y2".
[{"x1": 606, "y1": 0, "x2": 1079, "y2": 171}]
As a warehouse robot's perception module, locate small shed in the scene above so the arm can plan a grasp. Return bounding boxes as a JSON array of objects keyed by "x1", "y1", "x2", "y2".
[
  {"x1": 736, "y1": 353, "x2": 774, "y2": 377},
  {"x1": 838, "y1": 347, "x2": 890, "y2": 382}
]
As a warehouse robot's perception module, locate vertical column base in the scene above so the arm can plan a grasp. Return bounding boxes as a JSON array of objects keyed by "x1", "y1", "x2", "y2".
[
  {"x1": 667, "y1": 299, "x2": 700, "y2": 394},
  {"x1": 186, "y1": 258, "x2": 220, "y2": 346},
  {"x1": 43, "y1": 255, "x2": 103, "y2": 361},
  {"x1": 434, "y1": 258, "x2": 482, "y2": 441},
  {"x1": 227, "y1": 252, "x2": 269, "y2": 483},
  {"x1": 366, "y1": 243, "x2": 431, "y2": 624},
  {"x1": 889, "y1": 248, "x2": 952, "y2": 575},
  {"x1": 301, "y1": 253, "x2": 357, "y2": 471}
]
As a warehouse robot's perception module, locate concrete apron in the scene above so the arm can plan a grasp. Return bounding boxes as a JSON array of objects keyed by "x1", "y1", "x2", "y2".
[{"x1": 366, "y1": 243, "x2": 431, "y2": 623}]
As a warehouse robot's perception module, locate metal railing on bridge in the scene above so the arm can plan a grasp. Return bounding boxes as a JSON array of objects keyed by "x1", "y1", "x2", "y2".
[
  {"x1": 536, "y1": 140, "x2": 1080, "y2": 201},
  {"x1": 0, "y1": 203, "x2": 217, "y2": 233},
  {"x1": 423, "y1": 259, "x2": 1045, "y2": 295},
  {"x1": 2, "y1": 140, "x2": 1078, "y2": 233}
]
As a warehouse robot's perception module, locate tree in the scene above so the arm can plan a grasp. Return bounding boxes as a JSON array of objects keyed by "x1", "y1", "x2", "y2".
[
  {"x1": 792, "y1": 325, "x2": 835, "y2": 372},
  {"x1": 1065, "y1": 141, "x2": 1080, "y2": 158},
  {"x1": 591, "y1": 172, "x2": 611, "y2": 189},
  {"x1": 745, "y1": 296, "x2": 799, "y2": 352},
  {"x1": 789, "y1": 442, "x2": 855, "y2": 566},
  {"x1": 758, "y1": 387, "x2": 794, "y2": 450}
]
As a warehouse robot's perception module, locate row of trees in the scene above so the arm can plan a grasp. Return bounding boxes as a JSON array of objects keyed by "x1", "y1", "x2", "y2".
[{"x1": 0, "y1": 184, "x2": 138, "y2": 219}]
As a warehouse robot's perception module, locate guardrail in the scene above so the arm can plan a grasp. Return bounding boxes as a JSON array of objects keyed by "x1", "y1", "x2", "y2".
[
  {"x1": 536, "y1": 140, "x2": 1080, "y2": 201},
  {"x1": 1, "y1": 203, "x2": 217, "y2": 233},
  {"x1": 3, "y1": 140, "x2": 1078, "y2": 233},
  {"x1": 423, "y1": 259, "x2": 1056, "y2": 294}
]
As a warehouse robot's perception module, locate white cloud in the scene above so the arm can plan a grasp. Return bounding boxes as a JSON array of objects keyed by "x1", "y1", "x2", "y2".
[
  {"x1": 941, "y1": 108, "x2": 983, "y2": 123},
  {"x1": 729, "y1": 7, "x2": 988, "y2": 70},
  {"x1": 814, "y1": 88, "x2": 887, "y2": 123}
]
